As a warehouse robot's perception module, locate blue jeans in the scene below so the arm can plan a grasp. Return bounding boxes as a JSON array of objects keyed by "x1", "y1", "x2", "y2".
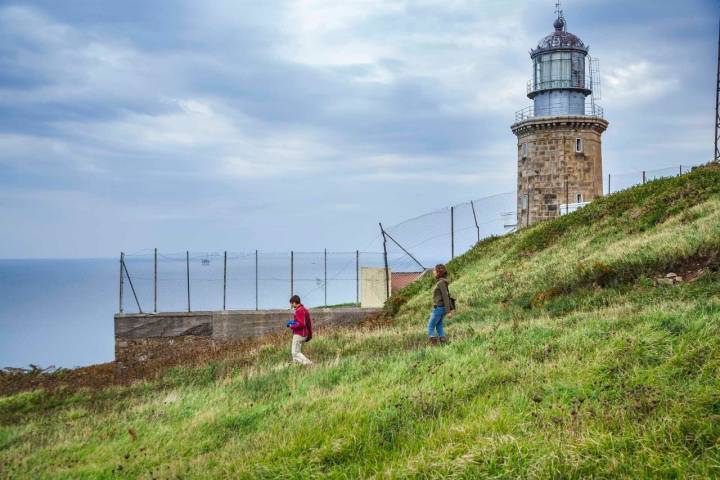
[{"x1": 427, "y1": 306, "x2": 446, "y2": 338}]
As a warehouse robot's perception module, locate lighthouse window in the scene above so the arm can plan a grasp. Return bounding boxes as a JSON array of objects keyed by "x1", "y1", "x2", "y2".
[
  {"x1": 536, "y1": 52, "x2": 573, "y2": 90},
  {"x1": 521, "y1": 142, "x2": 528, "y2": 158},
  {"x1": 522, "y1": 194, "x2": 529, "y2": 209},
  {"x1": 575, "y1": 138, "x2": 583, "y2": 153},
  {"x1": 576, "y1": 193, "x2": 584, "y2": 203}
]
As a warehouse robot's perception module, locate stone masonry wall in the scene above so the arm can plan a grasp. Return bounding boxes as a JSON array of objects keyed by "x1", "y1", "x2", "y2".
[
  {"x1": 114, "y1": 308, "x2": 381, "y2": 367},
  {"x1": 512, "y1": 116, "x2": 608, "y2": 227}
]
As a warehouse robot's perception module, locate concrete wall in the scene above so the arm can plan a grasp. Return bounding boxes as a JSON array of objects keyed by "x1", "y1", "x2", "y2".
[
  {"x1": 211, "y1": 308, "x2": 380, "y2": 339},
  {"x1": 360, "y1": 267, "x2": 389, "y2": 308},
  {"x1": 115, "y1": 307, "x2": 381, "y2": 361}
]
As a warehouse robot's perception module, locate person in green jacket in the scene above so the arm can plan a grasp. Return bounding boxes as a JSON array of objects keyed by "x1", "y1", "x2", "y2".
[{"x1": 428, "y1": 264, "x2": 454, "y2": 345}]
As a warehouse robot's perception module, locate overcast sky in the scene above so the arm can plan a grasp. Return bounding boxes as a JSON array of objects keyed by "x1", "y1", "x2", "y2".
[{"x1": 0, "y1": 0, "x2": 717, "y2": 258}]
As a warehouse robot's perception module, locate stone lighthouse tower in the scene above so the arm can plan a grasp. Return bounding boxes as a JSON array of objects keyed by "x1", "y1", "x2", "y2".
[{"x1": 511, "y1": 6, "x2": 608, "y2": 227}]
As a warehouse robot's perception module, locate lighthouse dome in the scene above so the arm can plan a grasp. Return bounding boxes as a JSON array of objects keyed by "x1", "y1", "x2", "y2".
[{"x1": 531, "y1": 18, "x2": 588, "y2": 57}]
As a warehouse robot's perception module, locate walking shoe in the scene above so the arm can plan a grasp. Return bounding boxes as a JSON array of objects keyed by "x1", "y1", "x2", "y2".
[
  {"x1": 429, "y1": 337, "x2": 439, "y2": 346},
  {"x1": 439, "y1": 337, "x2": 448, "y2": 345}
]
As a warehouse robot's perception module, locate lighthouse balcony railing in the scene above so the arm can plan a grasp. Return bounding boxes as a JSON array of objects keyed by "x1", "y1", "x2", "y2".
[
  {"x1": 514, "y1": 102, "x2": 604, "y2": 123},
  {"x1": 527, "y1": 78, "x2": 591, "y2": 95}
]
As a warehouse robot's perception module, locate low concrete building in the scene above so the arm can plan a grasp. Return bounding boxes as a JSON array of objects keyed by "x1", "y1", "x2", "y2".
[{"x1": 360, "y1": 267, "x2": 389, "y2": 308}]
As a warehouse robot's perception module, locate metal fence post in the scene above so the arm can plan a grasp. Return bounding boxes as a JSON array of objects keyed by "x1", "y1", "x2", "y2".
[
  {"x1": 470, "y1": 200, "x2": 480, "y2": 243},
  {"x1": 290, "y1": 250, "x2": 294, "y2": 297},
  {"x1": 119, "y1": 252, "x2": 124, "y2": 313},
  {"x1": 186, "y1": 251, "x2": 190, "y2": 312},
  {"x1": 680, "y1": 165, "x2": 683, "y2": 175},
  {"x1": 450, "y1": 206, "x2": 455, "y2": 259},
  {"x1": 153, "y1": 248, "x2": 157, "y2": 313},
  {"x1": 565, "y1": 179, "x2": 569, "y2": 215},
  {"x1": 379, "y1": 223, "x2": 390, "y2": 301},
  {"x1": 122, "y1": 255, "x2": 142, "y2": 313},
  {"x1": 255, "y1": 250, "x2": 259, "y2": 310},
  {"x1": 223, "y1": 251, "x2": 227, "y2": 311},
  {"x1": 608, "y1": 174, "x2": 611, "y2": 195},
  {"x1": 642, "y1": 171, "x2": 646, "y2": 184},
  {"x1": 324, "y1": 248, "x2": 328, "y2": 307},
  {"x1": 356, "y1": 249, "x2": 360, "y2": 306}
]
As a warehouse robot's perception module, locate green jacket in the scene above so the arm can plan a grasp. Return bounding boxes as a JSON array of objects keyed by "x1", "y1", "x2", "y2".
[{"x1": 432, "y1": 278, "x2": 452, "y2": 310}]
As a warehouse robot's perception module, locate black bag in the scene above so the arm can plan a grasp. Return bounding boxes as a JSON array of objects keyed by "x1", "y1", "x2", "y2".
[{"x1": 449, "y1": 296, "x2": 457, "y2": 311}]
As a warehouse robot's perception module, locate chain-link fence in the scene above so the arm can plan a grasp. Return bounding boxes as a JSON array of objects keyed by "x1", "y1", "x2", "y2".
[
  {"x1": 119, "y1": 250, "x2": 387, "y2": 313},
  {"x1": 379, "y1": 192, "x2": 517, "y2": 274},
  {"x1": 606, "y1": 164, "x2": 700, "y2": 194},
  {"x1": 380, "y1": 163, "x2": 709, "y2": 274},
  {"x1": 119, "y1": 163, "x2": 709, "y2": 314}
]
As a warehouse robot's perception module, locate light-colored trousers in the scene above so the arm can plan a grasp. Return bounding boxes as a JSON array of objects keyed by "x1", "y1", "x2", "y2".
[{"x1": 291, "y1": 334, "x2": 313, "y2": 365}]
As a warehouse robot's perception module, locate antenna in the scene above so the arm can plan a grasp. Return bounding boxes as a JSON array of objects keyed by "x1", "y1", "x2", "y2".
[
  {"x1": 555, "y1": 0, "x2": 562, "y2": 19},
  {"x1": 715, "y1": 17, "x2": 719, "y2": 162}
]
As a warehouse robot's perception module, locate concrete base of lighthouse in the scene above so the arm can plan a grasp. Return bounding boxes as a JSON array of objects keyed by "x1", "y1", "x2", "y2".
[{"x1": 512, "y1": 115, "x2": 609, "y2": 227}]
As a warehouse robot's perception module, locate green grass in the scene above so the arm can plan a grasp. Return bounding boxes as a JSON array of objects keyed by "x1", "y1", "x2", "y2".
[{"x1": 2, "y1": 164, "x2": 720, "y2": 479}]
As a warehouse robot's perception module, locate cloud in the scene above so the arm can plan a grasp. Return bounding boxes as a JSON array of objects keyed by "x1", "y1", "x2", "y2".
[
  {"x1": 603, "y1": 60, "x2": 680, "y2": 106},
  {"x1": 0, "y1": 0, "x2": 716, "y2": 257}
]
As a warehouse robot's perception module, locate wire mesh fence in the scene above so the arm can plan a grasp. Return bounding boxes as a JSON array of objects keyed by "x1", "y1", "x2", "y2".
[
  {"x1": 119, "y1": 163, "x2": 709, "y2": 314},
  {"x1": 119, "y1": 250, "x2": 387, "y2": 314},
  {"x1": 606, "y1": 164, "x2": 699, "y2": 194},
  {"x1": 381, "y1": 163, "x2": 709, "y2": 275},
  {"x1": 380, "y1": 192, "x2": 517, "y2": 273}
]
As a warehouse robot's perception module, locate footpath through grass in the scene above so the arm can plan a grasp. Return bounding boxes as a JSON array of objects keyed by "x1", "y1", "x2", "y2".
[{"x1": 2, "y1": 165, "x2": 720, "y2": 479}]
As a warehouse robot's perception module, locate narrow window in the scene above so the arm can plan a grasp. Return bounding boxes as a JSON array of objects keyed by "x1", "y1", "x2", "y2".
[
  {"x1": 522, "y1": 194, "x2": 529, "y2": 209},
  {"x1": 522, "y1": 142, "x2": 528, "y2": 158},
  {"x1": 575, "y1": 138, "x2": 583, "y2": 153},
  {"x1": 576, "y1": 193, "x2": 583, "y2": 203}
]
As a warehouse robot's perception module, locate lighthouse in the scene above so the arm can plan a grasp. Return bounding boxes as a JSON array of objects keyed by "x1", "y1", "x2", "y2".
[{"x1": 512, "y1": 5, "x2": 608, "y2": 227}]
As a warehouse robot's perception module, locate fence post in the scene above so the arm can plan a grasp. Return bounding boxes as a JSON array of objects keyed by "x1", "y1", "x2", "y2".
[
  {"x1": 356, "y1": 250, "x2": 360, "y2": 306},
  {"x1": 122, "y1": 256, "x2": 142, "y2": 313},
  {"x1": 608, "y1": 174, "x2": 611, "y2": 195},
  {"x1": 119, "y1": 252, "x2": 124, "y2": 313},
  {"x1": 153, "y1": 248, "x2": 158, "y2": 313},
  {"x1": 255, "y1": 250, "x2": 259, "y2": 311},
  {"x1": 186, "y1": 251, "x2": 190, "y2": 312},
  {"x1": 642, "y1": 171, "x2": 646, "y2": 184},
  {"x1": 223, "y1": 251, "x2": 227, "y2": 311},
  {"x1": 379, "y1": 223, "x2": 390, "y2": 301},
  {"x1": 470, "y1": 200, "x2": 480, "y2": 243},
  {"x1": 680, "y1": 165, "x2": 683, "y2": 175},
  {"x1": 290, "y1": 250, "x2": 294, "y2": 297},
  {"x1": 450, "y1": 206, "x2": 455, "y2": 259},
  {"x1": 324, "y1": 248, "x2": 328, "y2": 307},
  {"x1": 565, "y1": 179, "x2": 569, "y2": 215}
]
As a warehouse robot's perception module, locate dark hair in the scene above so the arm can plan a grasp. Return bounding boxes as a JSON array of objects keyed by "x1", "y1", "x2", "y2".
[
  {"x1": 289, "y1": 295, "x2": 302, "y2": 305},
  {"x1": 434, "y1": 264, "x2": 448, "y2": 278}
]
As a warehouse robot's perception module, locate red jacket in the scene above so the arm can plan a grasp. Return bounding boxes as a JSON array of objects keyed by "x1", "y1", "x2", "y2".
[{"x1": 291, "y1": 304, "x2": 312, "y2": 337}]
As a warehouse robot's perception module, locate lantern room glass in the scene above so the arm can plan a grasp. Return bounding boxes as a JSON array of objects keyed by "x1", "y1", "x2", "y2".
[{"x1": 533, "y1": 52, "x2": 586, "y2": 91}]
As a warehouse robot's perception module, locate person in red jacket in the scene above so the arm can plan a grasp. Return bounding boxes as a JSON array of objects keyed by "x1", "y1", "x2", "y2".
[{"x1": 286, "y1": 295, "x2": 313, "y2": 365}]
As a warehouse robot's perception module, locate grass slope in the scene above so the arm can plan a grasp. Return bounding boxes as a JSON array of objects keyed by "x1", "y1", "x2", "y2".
[{"x1": 2, "y1": 165, "x2": 720, "y2": 479}]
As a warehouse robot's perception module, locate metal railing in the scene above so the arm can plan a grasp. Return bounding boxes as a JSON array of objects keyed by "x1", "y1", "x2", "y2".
[
  {"x1": 527, "y1": 78, "x2": 591, "y2": 95},
  {"x1": 514, "y1": 101, "x2": 604, "y2": 122}
]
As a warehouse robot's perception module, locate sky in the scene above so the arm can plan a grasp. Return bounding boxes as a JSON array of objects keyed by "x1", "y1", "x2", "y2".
[{"x1": 0, "y1": 0, "x2": 717, "y2": 258}]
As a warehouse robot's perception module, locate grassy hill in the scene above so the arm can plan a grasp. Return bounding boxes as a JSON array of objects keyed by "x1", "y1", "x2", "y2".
[{"x1": 2, "y1": 164, "x2": 720, "y2": 479}]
